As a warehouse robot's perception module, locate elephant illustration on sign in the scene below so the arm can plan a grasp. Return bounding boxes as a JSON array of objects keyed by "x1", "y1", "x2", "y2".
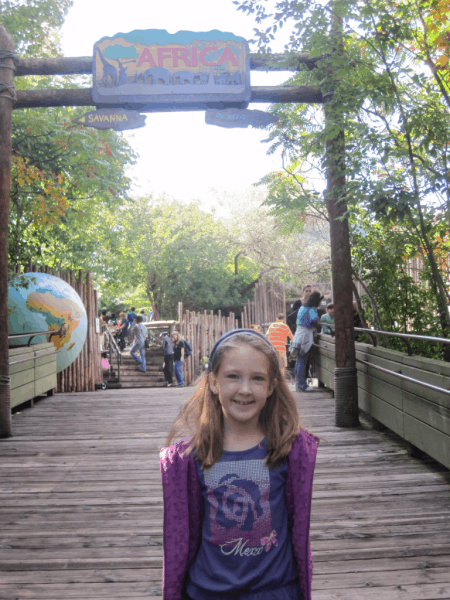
[
  {"x1": 215, "y1": 71, "x2": 230, "y2": 85},
  {"x1": 133, "y1": 67, "x2": 171, "y2": 85},
  {"x1": 95, "y1": 45, "x2": 117, "y2": 87},
  {"x1": 195, "y1": 72, "x2": 209, "y2": 84},
  {"x1": 215, "y1": 70, "x2": 243, "y2": 86},
  {"x1": 171, "y1": 70, "x2": 195, "y2": 85},
  {"x1": 227, "y1": 71, "x2": 242, "y2": 85}
]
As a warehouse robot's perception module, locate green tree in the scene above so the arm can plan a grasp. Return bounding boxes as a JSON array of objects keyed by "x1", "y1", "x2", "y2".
[
  {"x1": 97, "y1": 196, "x2": 259, "y2": 320},
  {"x1": 4, "y1": 0, "x2": 137, "y2": 274},
  {"x1": 1, "y1": 0, "x2": 72, "y2": 59},
  {"x1": 9, "y1": 108, "x2": 136, "y2": 270},
  {"x1": 350, "y1": 211, "x2": 445, "y2": 358},
  {"x1": 235, "y1": 0, "x2": 450, "y2": 345},
  {"x1": 216, "y1": 187, "x2": 331, "y2": 293}
]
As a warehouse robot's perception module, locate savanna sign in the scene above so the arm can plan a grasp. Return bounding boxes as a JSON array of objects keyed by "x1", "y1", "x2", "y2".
[
  {"x1": 92, "y1": 29, "x2": 251, "y2": 106},
  {"x1": 72, "y1": 108, "x2": 146, "y2": 130}
]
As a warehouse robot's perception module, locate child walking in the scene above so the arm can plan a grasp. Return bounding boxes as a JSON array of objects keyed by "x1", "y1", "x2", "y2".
[{"x1": 160, "y1": 329, "x2": 319, "y2": 600}]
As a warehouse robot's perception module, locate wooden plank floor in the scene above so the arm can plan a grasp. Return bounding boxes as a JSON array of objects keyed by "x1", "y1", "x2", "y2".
[{"x1": 1, "y1": 387, "x2": 449, "y2": 599}]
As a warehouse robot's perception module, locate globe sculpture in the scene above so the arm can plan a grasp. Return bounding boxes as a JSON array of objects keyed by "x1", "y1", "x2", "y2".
[{"x1": 8, "y1": 273, "x2": 88, "y2": 374}]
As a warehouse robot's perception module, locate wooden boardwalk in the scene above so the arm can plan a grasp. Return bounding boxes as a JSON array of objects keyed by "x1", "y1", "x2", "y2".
[{"x1": 0, "y1": 387, "x2": 449, "y2": 599}]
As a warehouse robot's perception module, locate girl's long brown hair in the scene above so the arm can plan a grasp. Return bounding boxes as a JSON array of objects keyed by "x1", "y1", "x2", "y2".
[{"x1": 166, "y1": 333, "x2": 302, "y2": 469}]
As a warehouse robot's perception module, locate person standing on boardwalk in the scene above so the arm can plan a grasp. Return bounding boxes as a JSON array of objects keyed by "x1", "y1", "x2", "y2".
[
  {"x1": 160, "y1": 329, "x2": 319, "y2": 600},
  {"x1": 287, "y1": 285, "x2": 313, "y2": 333},
  {"x1": 160, "y1": 332, "x2": 174, "y2": 387},
  {"x1": 293, "y1": 291, "x2": 323, "y2": 392},
  {"x1": 127, "y1": 307, "x2": 138, "y2": 345},
  {"x1": 171, "y1": 331, "x2": 185, "y2": 387},
  {"x1": 320, "y1": 303, "x2": 335, "y2": 334},
  {"x1": 130, "y1": 315, "x2": 147, "y2": 373},
  {"x1": 266, "y1": 313, "x2": 293, "y2": 376},
  {"x1": 116, "y1": 312, "x2": 128, "y2": 351}
]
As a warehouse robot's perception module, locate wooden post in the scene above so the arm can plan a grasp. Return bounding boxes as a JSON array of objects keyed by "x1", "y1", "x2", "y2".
[
  {"x1": 324, "y1": 10, "x2": 359, "y2": 428},
  {"x1": 0, "y1": 27, "x2": 15, "y2": 438},
  {"x1": 86, "y1": 272, "x2": 93, "y2": 391}
]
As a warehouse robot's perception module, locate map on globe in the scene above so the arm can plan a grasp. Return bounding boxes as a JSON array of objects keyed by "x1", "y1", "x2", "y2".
[{"x1": 8, "y1": 273, "x2": 88, "y2": 373}]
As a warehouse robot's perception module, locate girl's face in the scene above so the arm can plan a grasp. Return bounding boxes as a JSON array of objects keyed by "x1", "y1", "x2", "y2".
[
  {"x1": 210, "y1": 344, "x2": 277, "y2": 434},
  {"x1": 303, "y1": 287, "x2": 312, "y2": 298}
]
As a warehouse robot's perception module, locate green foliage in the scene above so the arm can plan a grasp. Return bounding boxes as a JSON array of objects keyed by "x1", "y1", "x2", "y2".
[
  {"x1": 9, "y1": 107, "x2": 137, "y2": 271},
  {"x1": 0, "y1": 0, "x2": 72, "y2": 58},
  {"x1": 235, "y1": 0, "x2": 450, "y2": 346},
  {"x1": 96, "y1": 196, "x2": 259, "y2": 319},
  {"x1": 351, "y1": 213, "x2": 445, "y2": 359},
  {"x1": 5, "y1": 1, "x2": 137, "y2": 274}
]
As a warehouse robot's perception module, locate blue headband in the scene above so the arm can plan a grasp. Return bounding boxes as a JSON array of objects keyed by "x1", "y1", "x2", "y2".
[{"x1": 208, "y1": 329, "x2": 280, "y2": 377}]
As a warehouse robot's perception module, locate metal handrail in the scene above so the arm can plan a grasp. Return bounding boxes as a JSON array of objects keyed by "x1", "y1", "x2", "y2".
[
  {"x1": 319, "y1": 325, "x2": 450, "y2": 356},
  {"x1": 8, "y1": 328, "x2": 64, "y2": 346},
  {"x1": 103, "y1": 327, "x2": 121, "y2": 383},
  {"x1": 9, "y1": 349, "x2": 61, "y2": 366},
  {"x1": 356, "y1": 357, "x2": 450, "y2": 396}
]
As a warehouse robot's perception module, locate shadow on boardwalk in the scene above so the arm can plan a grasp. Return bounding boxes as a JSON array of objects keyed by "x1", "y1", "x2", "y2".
[{"x1": 0, "y1": 387, "x2": 449, "y2": 599}]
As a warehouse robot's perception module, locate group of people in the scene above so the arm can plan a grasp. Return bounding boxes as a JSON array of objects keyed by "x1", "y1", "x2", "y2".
[
  {"x1": 159, "y1": 331, "x2": 187, "y2": 388},
  {"x1": 101, "y1": 307, "x2": 151, "y2": 351}
]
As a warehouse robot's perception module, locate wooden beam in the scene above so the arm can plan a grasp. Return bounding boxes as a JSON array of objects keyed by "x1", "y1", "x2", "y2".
[
  {"x1": 15, "y1": 53, "x2": 321, "y2": 77},
  {"x1": 14, "y1": 85, "x2": 322, "y2": 110}
]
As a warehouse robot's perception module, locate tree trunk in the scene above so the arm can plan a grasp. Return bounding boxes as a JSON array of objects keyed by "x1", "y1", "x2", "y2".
[
  {"x1": 324, "y1": 10, "x2": 359, "y2": 428},
  {"x1": 0, "y1": 26, "x2": 15, "y2": 438}
]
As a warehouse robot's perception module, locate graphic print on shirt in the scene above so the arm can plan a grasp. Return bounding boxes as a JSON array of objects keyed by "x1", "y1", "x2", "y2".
[{"x1": 204, "y1": 459, "x2": 274, "y2": 555}]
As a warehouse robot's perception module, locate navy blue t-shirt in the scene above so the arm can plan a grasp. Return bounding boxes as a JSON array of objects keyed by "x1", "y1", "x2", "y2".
[{"x1": 186, "y1": 439, "x2": 299, "y2": 600}]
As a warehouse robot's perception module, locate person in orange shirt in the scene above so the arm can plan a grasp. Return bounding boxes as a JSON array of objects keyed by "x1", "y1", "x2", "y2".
[{"x1": 266, "y1": 313, "x2": 294, "y2": 376}]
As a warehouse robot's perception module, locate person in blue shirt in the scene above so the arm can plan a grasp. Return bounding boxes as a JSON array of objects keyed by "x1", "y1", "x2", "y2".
[
  {"x1": 127, "y1": 307, "x2": 138, "y2": 344},
  {"x1": 320, "y1": 303, "x2": 335, "y2": 334},
  {"x1": 294, "y1": 291, "x2": 323, "y2": 392}
]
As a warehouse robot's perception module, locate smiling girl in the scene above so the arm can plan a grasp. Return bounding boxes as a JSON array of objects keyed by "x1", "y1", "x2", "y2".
[{"x1": 160, "y1": 329, "x2": 319, "y2": 600}]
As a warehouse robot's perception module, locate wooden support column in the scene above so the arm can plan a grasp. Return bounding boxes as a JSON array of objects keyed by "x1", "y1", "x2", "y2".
[
  {"x1": 0, "y1": 27, "x2": 15, "y2": 438},
  {"x1": 324, "y1": 13, "x2": 359, "y2": 428}
]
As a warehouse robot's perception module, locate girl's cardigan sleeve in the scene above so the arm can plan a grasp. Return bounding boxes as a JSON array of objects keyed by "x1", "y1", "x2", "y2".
[
  {"x1": 286, "y1": 429, "x2": 319, "y2": 600},
  {"x1": 160, "y1": 439, "x2": 202, "y2": 600}
]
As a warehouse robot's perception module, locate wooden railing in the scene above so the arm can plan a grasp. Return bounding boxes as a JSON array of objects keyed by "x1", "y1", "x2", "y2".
[
  {"x1": 103, "y1": 328, "x2": 121, "y2": 385},
  {"x1": 314, "y1": 334, "x2": 450, "y2": 469}
]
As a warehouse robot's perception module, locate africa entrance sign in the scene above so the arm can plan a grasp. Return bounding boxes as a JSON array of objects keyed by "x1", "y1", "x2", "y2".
[
  {"x1": 92, "y1": 29, "x2": 251, "y2": 105},
  {"x1": 72, "y1": 108, "x2": 146, "y2": 130}
]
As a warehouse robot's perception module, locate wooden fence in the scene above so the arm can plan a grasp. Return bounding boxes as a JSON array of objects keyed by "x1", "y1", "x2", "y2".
[
  {"x1": 241, "y1": 279, "x2": 286, "y2": 330},
  {"x1": 11, "y1": 265, "x2": 102, "y2": 392},
  {"x1": 314, "y1": 334, "x2": 450, "y2": 470},
  {"x1": 178, "y1": 280, "x2": 286, "y2": 385}
]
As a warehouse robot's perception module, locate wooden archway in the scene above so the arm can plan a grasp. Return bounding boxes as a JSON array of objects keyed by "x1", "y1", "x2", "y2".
[{"x1": 0, "y1": 24, "x2": 358, "y2": 437}]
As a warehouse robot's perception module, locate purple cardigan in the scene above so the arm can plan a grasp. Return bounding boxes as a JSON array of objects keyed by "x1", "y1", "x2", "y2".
[{"x1": 160, "y1": 429, "x2": 319, "y2": 600}]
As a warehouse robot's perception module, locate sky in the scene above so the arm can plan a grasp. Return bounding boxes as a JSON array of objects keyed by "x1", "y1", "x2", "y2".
[{"x1": 60, "y1": 0, "x2": 293, "y2": 211}]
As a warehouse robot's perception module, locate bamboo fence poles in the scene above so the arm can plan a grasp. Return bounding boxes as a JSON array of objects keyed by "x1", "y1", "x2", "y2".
[
  {"x1": 178, "y1": 280, "x2": 286, "y2": 385},
  {"x1": 17, "y1": 265, "x2": 102, "y2": 393}
]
